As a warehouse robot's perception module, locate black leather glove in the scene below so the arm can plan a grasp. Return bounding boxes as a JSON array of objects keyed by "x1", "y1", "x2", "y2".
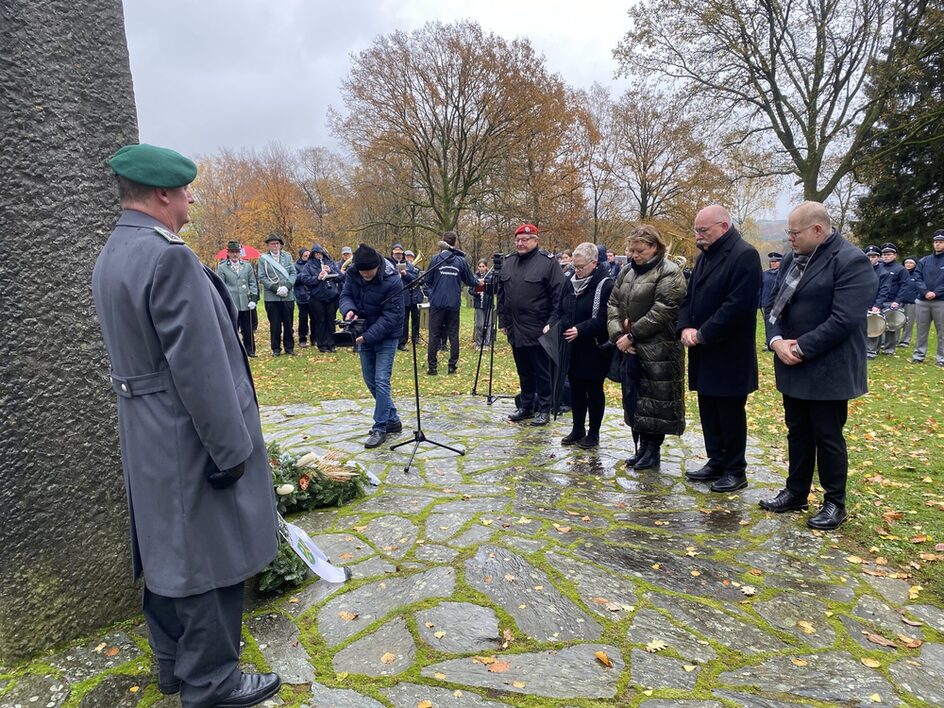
[{"x1": 206, "y1": 459, "x2": 246, "y2": 489}]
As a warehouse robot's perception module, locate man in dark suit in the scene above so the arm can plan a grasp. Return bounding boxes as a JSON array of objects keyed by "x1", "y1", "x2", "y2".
[
  {"x1": 679, "y1": 205, "x2": 762, "y2": 492},
  {"x1": 760, "y1": 201, "x2": 878, "y2": 529},
  {"x1": 93, "y1": 144, "x2": 281, "y2": 708}
]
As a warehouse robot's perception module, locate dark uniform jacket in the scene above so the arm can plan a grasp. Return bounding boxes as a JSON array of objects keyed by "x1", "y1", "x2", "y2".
[
  {"x1": 426, "y1": 251, "x2": 478, "y2": 309},
  {"x1": 759, "y1": 268, "x2": 779, "y2": 310},
  {"x1": 765, "y1": 231, "x2": 878, "y2": 400},
  {"x1": 92, "y1": 210, "x2": 278, "y2": 598},
  {"x1": 871, "y1": 262, "x2": 891, "y2": 309},
  {"x1": 677, "y1": 227, "x2": 762, "y2": 396},
  {"x1": 498, "y1": 247, "x2": 566, "y2": 347},
  {"x1": 299, "y1": 249, "x2": 342, "y2": 303},
  {"x1": 880, "y1": 260, "x2": 908, "y2": 304},
  {"x1": 915, "y1": 252, "x2": 944, "y2": 300},
  {"x1": 339, "y1": 259, "x2": 405, "y2": 343}
]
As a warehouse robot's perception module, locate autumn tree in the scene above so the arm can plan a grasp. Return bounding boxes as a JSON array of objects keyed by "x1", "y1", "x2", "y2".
[
  {"x1": 330, "y1": 21, "x2": 561, "y2": 236},
  {"x1": 615, "y1": 0, "x2": 929, "y2": 202}
]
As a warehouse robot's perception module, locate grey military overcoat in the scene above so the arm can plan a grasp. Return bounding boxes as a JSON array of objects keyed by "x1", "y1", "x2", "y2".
[
  {"x1": 92, "y1": 210, "x2": 278, "y2": 598},
  {"x1": 216, "y1": 258, "x2": 258, "y2": 311}
]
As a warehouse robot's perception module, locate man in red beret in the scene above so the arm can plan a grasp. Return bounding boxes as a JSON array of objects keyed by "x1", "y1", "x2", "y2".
[{"x1": 498, "y1": 224, "x2": 566, "y2": 426}]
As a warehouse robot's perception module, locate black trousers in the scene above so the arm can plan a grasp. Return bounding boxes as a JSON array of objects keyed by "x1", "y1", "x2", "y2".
[
  {"x1": 783, "y1": 395, "x2": 849, "y2": 507},
  {"x1": 143, "y1": 582, "x2": 244, "y2": 708},
  {"x1": 402, "y1": 303, "x2": 420, "y2": 345},
  {"x1": 265, "y1": 300, "x2": 295, "y2": 353},
  {"x1": 236, "y1": 310, "x2": 254, "y2": 356},
  {"x1": 698, "y1": 393, "x2": 748, "y2": 475},
  {"x1": 428, "y1": 307, "x2": 460, "y2": 369},
  {"x1": 296, "y1": 302, "x2": 315, "y2": 344},
  {"x1": 570, "y1": 377, "x2": 606, "y2": 435},
  {"x1": 310, "y1": 298, "x2": 338, "y2": 349},
  {"x1": 512, "y1": 344, "x2": 552, "y2": 414}
]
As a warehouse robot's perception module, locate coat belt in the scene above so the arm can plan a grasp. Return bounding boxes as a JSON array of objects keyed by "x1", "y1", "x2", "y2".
[{"x1": 111, "y1": 370, "x2": 171, "y2": 398}]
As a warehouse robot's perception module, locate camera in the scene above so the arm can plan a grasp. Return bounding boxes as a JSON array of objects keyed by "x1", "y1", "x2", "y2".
[
  {"x1": 492, "y1": 252, "x2": 504, "y2": 272},
  {"x1": 336, "y1": 318, "x2": 368, "y2": 352}
]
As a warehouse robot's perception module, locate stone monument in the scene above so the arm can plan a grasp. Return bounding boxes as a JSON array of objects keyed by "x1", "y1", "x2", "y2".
[{"x1": 0, "y1": 0, "x2": 141, "y2": 660}]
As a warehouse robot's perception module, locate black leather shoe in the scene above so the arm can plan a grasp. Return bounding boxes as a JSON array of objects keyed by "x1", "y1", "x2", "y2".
[
  {"x1": 807, "y1": 502, "x2": 847, "y2": 530},
  {"x1": 427, "y1": 368, "x2": 438, "y2": 376},
  {"x1": 158, "y1": 678, "x2": 181, "y2": 695},
  {"x1": 710, "y1": 472, "x2": 748, "y2": 492},
  {"x1": 530, "y1": 412, "x2": 550, "y2": 426},
  {"x1": 213, "y1": 672, "x2": 281, "y2": 707},
  {"x1": 386, "y1": 420, "x2": 403, "y2": 434},
  {"x1": 508, "y1": 408, "x2": 534, "y2": 422},
  {"x1": 364, "y1": 430, "x2": 387, "y2": 449},
  {"x1": 397, "y1": 344, "x2": 408, "y2": 351},
  {"x1": 561, "y1": 429, "x2": 586, "y2": 446},
  {"x1": 759, "y1": 489, "x2": 809, "y2": 513},
  {"x1": 577, "y1": 433, "x2": 599, "y2": 449},
  {"x1": 448, "y1": 366, "x2": 457, "y2": 375},
  {"x1": 685, "y1": 463, "x2": 723, "y2": 481},
  {"x1": 634, "y1": 444, "x2": 661, "y2": 470},
  {"x1": 625, "y1": 440, "x2": 649, "y2": 467}
]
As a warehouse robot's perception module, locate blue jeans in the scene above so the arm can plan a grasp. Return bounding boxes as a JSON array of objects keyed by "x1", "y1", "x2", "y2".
[{"x1": 359, "y1": 338, "x2": 400, "y2": 431}]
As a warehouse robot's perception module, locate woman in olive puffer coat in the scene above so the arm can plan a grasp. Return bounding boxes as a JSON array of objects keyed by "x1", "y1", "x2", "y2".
[{"x1": 607, "y1": 224, "x2": 686, "y2": 469}]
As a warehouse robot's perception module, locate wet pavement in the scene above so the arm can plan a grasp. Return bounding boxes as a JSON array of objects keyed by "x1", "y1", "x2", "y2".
[{"x1": 2, "y1": 397, "x2": 942, "y2": 707}]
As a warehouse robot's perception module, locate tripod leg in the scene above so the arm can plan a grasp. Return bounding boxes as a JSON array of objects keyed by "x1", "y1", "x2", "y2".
[{"x1": 471, "y1": 300, "x2": 491, "y2": 395}]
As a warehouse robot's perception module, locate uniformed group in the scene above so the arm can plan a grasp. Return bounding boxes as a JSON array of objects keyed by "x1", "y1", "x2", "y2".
[{"x1": 92, "y1": 143, "x2": 943, "y2": 708}]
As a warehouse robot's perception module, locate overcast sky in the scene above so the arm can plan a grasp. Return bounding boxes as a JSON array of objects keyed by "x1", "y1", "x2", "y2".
[
  {"x1": 122, "y1": 1, "x2": 789, "y2": 218},
  {"x1": 122, "y1": 0, "x2": 633, "y2": 156}
]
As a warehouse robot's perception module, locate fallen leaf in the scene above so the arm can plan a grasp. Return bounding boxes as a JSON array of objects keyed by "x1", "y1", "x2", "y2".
[
  {"x1": 425, "y1": 621, "x2": 435, "y2": 628},
  {"x1": 909, "y1": 585, "x2": 923, "y2": 600},
  {"x1": 595, "y1": 650, "x2": 614, "y2": 667},
  {"x1": 104, "y1": 647, "x2": 120, "y2": 657},
  {"x1": 287, "y1": 596, "x2": 300, "y2": 604},
  {"x1": 483, "y1": 575, "x2": 493, "y2": 584},
  {"x1": 338, "y1": 611, "x2": 359, "y2": 621},
  {"x1": 338, "y1": 552, "x2": 353, "y2": 560},
  {"x1": 487, "y1": 660, "x2": 510, "y2": 673},
  {"x1": 749, "y1": 567, "x2": 763, "y2": 576},
  {"x1": 901, "y1": 617, "x2": 923, "y2": 627},
  {"x1": 129, "y1": 686, "x2": 139, "y2": 693},
  {"x1": 516, "y1": 517, "x2": 532, "y2": 524},
  {"x1": 502, "y1": 628, "x2": 514, "y2": 643},
  {"x1": 863, "y1": 632, "x2": 897, "y2": 648},
  {"x1": 683, "y1": 664, "x2": 697, "y2": 672},
  {"x1": 897, "y1": 634, "x2": 923, "y2": 649},
  {"x1": 532, "y1": 585, "x2": 544, "y2": 591},
  {"x1": 651, "y1": 563, "x2": 661, "y2": 570},
  {"x1": 797, "y1": 620, "x2": 816, "y2": 635},
  {"x1": 791, "y1": 658, "x2": 808, "y2": 667},
  {"x1": 504, "y1": 573, "x2": 516, "y2": 582},
  {"x1": 472, "y1": 655, "x2": 497, "y2": 665},
  {"x1": 869, "y1": 693, "x2": 883, "y2": 703},
  {"x1": 512, "y1": 680, "x2": 526, "y2": 688},
  {"x1": 645, "y1": 640, "x2": 667, "y2": 653},
  {"x1": 861, "y1": 657, "x2": 882, "y2": 668},
  {"x1": 554, "y1": 525, "x2": 572, "y2": 533},
  {"x1": 434, "y1": 672, "x2": 447, "y2": 680},
  {"x1": 740, "y1": 585, "x2": 757, "y2": 597},
  {"x1": 418, "y1": 701, "x2": 433, "y2": 708},
  {"x1": 480, "y1": 519, "x2": 493, "y2": 526},
  {"x1": 690, "y1": 570, "x2": 701, "y2": 577},
  {"x1": 847, "y1": 555, "x2": 865, "y2": 564},
  {"x1": 434, "y1": 631, "x2": 447, "y2": 639},
  {"x1": 380, "y1": 652, "x2": 396, "y2": 664},
  {"x1": 335, "y1": 672, "x2": 349, "y2": 681},
  {"x1": 93, "y1": 642, "x2": 106, "y2": 653}
]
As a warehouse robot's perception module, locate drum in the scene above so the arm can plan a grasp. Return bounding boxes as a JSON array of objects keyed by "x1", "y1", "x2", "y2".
[
  {"x1": 866, "y1": 311, "x2": 886, "y2": 338},
  {"x1": 883, "y1": 308, "x2": 906, "y2": 332}
]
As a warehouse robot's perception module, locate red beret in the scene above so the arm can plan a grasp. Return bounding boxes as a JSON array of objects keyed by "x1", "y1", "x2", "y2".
[{"x1": 514, "y1": 223, "x2": 538, "y2": 236}]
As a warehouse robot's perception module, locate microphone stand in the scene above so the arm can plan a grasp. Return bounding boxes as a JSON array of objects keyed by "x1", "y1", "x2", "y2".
[{"x1": 385, "y1": 253, "x2": 465, "y2": 473}]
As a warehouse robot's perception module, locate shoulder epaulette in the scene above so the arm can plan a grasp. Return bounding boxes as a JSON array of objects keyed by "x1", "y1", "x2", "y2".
[
  {"x1": 154, "y1": 226, "x2": 185, "y2": 244},
  {"x1": 539, "y1": 249, "x2": 554, "y2": 259}
]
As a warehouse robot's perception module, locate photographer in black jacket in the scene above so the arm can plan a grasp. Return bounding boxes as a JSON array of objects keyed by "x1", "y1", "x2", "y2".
[{"x1": 498, "y1": 223, "x2": 566, "y2": 426}]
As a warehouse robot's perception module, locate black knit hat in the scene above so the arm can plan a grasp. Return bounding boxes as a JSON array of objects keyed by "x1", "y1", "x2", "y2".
[{"x1": 353, "y1": 243, "x2": 382, "y2": 271}]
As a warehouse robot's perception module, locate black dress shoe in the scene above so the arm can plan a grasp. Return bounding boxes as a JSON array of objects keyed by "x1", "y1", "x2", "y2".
[
  {"x1": 397, "y1": 344, "x2": 408, "y2": 351},
  {"x1": 625, "y1": 440, "x2": 649, "y2": 467},
  {"x1": 807, "y1": 502, "x2": 847, "y2": 530},
  {"x1": 508, "y1": 408, "x2": 534, "y2": 422},
  {"x1": 561, "y1": 429, "x2": 586, "y2": 446},
  {"x1": 758, "y1": 489, "x2": 809, "y2": 513},
  {"x1": 364, "y1": 430, "x2": 387, "y2": 449},
  {"x1": 386, "y1": 420, "x2": 403, "y2": 434},
  {"x1": 530, "y1": 412, "x2": 550, "y2": 426},
  {"x1": 213, "y1": 672, "x2": 281, "y2": 708},
  {"x1": 448, "y1": 366, "x2": 457, "y2": 375},
  {"x1": 710, "y1": 472, "x2": 748, "y2": 492},
  {"x1": 427, "y1": 368, "x2": 438, "y2": 376},
  {"x1": 159, "y1": 678, "x2": 181, "y2": 695},
  {"x1": 577, "y1": 433, "x2": 599, "y2": 449},
  {"x1": 685, "y1": 463, "x2": 722, "y2": 481}
]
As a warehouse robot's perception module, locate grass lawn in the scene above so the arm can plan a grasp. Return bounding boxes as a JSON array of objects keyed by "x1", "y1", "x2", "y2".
[{"x1": 251, "y1": 303, "x2": 944, "y2": 598}]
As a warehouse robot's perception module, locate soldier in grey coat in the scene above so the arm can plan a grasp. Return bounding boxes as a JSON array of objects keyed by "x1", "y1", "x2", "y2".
[
  {"x1": 217, "y1": 240, "x2": 258, "y2": 356},
  {"x1": 92, "y1": 144, "x2": 281, "y2": 708}
]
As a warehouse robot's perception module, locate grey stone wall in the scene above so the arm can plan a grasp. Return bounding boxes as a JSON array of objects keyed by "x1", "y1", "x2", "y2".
[{"x1": 0, "y1": 0, "x2": 140, "y2": 661}]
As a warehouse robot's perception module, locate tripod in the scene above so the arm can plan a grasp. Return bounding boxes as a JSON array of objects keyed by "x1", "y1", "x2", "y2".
[
  {"x1": 471, "y1": 261, "x2": 515, "y2": 405},
  {"x1": 389, "y1": 255, "x2": 465, "y2": 473}
]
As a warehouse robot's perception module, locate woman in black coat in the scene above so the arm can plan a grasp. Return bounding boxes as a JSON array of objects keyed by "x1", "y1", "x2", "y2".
[{"x1": 560, "y1": 242, "x2": 615, "y2": 448}]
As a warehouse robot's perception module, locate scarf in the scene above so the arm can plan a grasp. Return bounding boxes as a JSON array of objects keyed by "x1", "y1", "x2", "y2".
[
  {"x1": 767, "y1": 237, "x2": 829, "y2": 324},
  {"x1": 571, "y1": 272, "x2": 593, "y2": 296}
]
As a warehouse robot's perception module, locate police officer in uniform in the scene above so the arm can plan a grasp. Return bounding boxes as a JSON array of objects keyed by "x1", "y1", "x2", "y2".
[
  {"x1": 216, "y1": 240, "x2": 258, "y2": 356},
  {"x1": 865, "y1": 245, "x2": 891, "y2": 359},
  {"x1": 92, "y1": 144, "x2": 281, "y2": 708},
  {"x1": 878, "y1": 242, "x2": 907, "y2": 355},
  {"x1": 498, "y1": 223, "x2": 566, "y2": 426},
  {"x1": 759, "y1": 252, "x2": 782, "y2": 312}
]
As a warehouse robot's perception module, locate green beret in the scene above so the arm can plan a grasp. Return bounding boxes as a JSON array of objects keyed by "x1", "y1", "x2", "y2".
[{"x1": 108, "y1": 143, "x2": 197, "y2": 188}]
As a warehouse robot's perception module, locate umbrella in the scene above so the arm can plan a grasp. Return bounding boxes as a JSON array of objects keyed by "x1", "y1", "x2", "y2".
[
  {"x1": 538, "y1": 322, "x2": 569, "y2": 419},
  {"x1": 215, "y1": 245, "x2": 261, "y2": 260}
]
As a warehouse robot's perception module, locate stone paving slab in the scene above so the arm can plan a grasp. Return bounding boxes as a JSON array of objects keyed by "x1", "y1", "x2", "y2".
[{"x1": 7, "y1": 397, "x2": 944, "y2": 707}]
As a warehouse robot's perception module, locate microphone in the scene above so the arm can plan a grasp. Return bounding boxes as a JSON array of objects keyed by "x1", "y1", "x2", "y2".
[{"x1": 438, "y1": 241, "x2": 467, "y2": 258}]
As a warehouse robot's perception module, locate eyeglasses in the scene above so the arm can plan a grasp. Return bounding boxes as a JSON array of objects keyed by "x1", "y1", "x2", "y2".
[
  {"x1": 514, "y1": 236, "x2": 537, "y2": 243},
  {"x1": 693, "y1": 221, "x2": 723, "y2": 235},
  {"x1": 784, "y1": 225, "x2": 812, "y2": 237},
  {"x1": 573, "y1": 260, "x2": 594, "y2": 272}
]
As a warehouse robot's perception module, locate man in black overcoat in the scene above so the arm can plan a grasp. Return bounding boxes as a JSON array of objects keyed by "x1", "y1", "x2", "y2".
[
  {"x1": 678, "y1": 205, "x2": 762, "y2": 492},
  {"x1": 760, "y1": 201, "x2": 878, "y2": 529}
]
